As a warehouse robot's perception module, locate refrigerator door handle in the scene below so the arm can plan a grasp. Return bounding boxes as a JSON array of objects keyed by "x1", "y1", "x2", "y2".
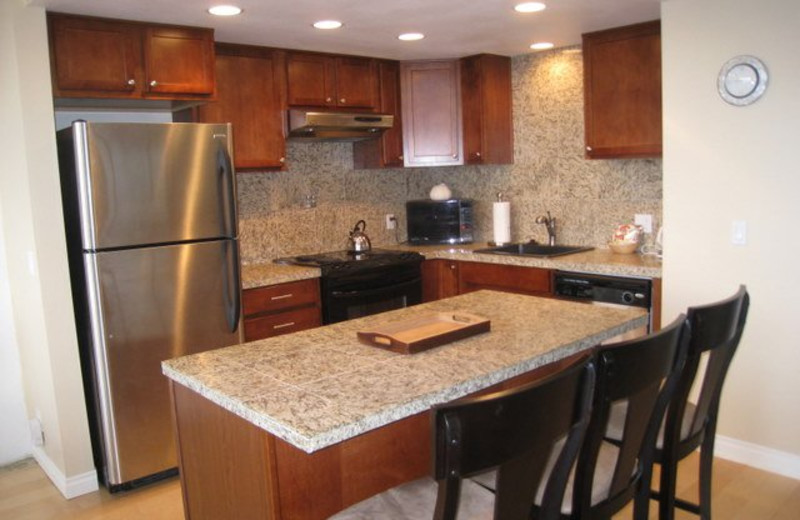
[
  {"x1": 224, "y1": 240, "x2": 242, "y2": 334},
  {"x1": 216, "y1": 136, "x2": 237, "y2": 238}
]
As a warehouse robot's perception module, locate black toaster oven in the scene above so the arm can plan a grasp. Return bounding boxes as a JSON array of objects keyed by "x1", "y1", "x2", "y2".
[{"x1": 406, "y1": 199, "x2": 474, "y2": 245}]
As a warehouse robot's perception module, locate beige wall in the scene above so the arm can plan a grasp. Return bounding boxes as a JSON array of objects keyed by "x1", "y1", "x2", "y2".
[
  {"x1": 0, "y1": 0, "x2": 94, "y2": 488},
  {"x1": 662, "y1": 0, "x2": 800, "y2": 462}
]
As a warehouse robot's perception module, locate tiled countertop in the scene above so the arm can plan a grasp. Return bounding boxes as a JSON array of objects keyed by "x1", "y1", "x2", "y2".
[
  {"x1": 241, "y1": 244, "x2": 661, "y2": 289},
  {"x1": 163, "y1": 290, "x2": 647, "y2": 453}
]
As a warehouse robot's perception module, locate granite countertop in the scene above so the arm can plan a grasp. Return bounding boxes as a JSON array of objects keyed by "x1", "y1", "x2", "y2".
[
  {"x1": 240, "y1": 243, "x2": 661, "y2": 289},
  {"x1": 163, "y1": 290, "x2": 647, "y2": 453},
  {"x1": 388, "y1": 243, "x2": 663, "y2": 278},
  {"x1": 241, "y1": 262, "x2": 320, "y2": 290}
]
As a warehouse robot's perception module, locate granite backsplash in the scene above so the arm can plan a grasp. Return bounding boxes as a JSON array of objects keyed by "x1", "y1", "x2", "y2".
[{"x1": 237, "y1": 46, "x2": 662, "y2": 265}]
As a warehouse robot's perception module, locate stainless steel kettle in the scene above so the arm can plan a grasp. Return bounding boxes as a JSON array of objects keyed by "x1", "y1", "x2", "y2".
[{"x1": 347, "y1": 220, "x2": 372, "y2": 253}]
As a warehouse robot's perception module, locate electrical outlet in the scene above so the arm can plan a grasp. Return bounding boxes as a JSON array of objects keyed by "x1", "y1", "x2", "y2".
[
  {"x1": 635, "y1": 214, "x2": 653, "y2": 234},
  {"x1": 29, "y1": 418, "x2": 44, "y2": 446},
  {"x1": 385, "y1": 214, "x2": 396, "y2": 230}
]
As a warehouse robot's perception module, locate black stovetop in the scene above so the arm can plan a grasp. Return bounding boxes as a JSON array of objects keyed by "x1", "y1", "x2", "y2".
[{"x1": 275, "y1": 249, "x2": 423, "y2": 275}]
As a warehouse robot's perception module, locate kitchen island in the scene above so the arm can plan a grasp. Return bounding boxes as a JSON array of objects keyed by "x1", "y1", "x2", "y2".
[{"x1": 163, "y1": 290, "x2": 647, "y2": 519}]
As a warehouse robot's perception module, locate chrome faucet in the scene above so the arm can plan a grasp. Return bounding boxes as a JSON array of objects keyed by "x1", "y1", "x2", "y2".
[{"x1": 535, "y1": 211, "x2": 557, "y2": 246}]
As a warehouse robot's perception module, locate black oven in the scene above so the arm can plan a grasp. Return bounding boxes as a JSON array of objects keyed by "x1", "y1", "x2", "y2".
[
  {"x1": 321, "y1": 261, "x2": 421, "y2": 324},
  {"x1": 275, "y1": 249, "x2": 424, "y2": 325}
]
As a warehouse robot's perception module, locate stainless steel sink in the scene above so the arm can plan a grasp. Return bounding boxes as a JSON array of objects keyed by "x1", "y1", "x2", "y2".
[{"x1": 475, "y1": 243, "x2": 594, "y2": 258}]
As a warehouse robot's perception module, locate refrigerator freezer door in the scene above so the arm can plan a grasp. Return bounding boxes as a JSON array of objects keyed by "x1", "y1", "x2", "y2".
[
  {"x1": 72, "y1": 122, "x2": 237, "y2": 250},
  {"x1": 84, "y1": 239, "x2": 241, "y2": 485}
]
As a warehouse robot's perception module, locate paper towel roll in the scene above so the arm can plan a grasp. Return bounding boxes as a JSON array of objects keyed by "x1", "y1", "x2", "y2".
[{"x1": 493, "y1": 201, "x2": 511, "y2": 245}]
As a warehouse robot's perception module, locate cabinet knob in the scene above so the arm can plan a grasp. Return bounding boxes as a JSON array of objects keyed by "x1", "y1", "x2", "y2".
[
  {"x1": 325, "y1": 97, "x2": 332, "y2": 103},
  {"x1": 449, "y1": 264, "x2": 456, "y2": 270},
  {"x1": 452, "y1": 154, "x2": 458, "y2": 159},
  {"x1": 279, "y1": 157, "x2": 285, "y2": 163},
  {"x1": 150, "y1": 80, "x2": 158, "y2": 87},
  {"x1": 127, "y1": 79, "x2": 136, "y2": 86},
  {"x1": 586, "y1": 146, "x2": 593, "y2": 151},
  {"x1": 340, "y1": 98, "x2": 346, "y2": 104},
  {"x1": 398, "y1": 155, "x2": 404, "y2": 161}
]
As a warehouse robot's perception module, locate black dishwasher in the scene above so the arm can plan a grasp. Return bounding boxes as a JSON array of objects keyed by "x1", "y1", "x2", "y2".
[{"x1": 553, "y1": 271, "x2": 653, "y2": 332}]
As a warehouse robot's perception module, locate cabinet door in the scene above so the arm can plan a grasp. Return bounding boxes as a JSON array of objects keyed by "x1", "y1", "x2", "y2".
[
  {"x1": 334, "y1": 57, "x2": 379, "y2": 109},
  {"x1": 198, "y1": 47, "x2": 286, "y2": 170},
  {"x1": 143, "y1": 27, "x2": 215, "y2": 95},
  {"x1": 583, "y1": 20, "x2": 662, "y2": 159},
  {"x1": 286, "y1": 53, "x2": 336, "y2": 107},
  {"x1": 458, "y1": 262, "x2": 551, "y2": 297},
  {"x1": 49, "y1": 15, "x2": 141, "y2": 96},
  {"x1": 401, "y1": 60, "x2": 463, "y2": 167},
  {"x1": 461, "y1": 54, "x2": 514, "y2": 165},
  {"x1": 353, "y1": 60, "x2": 404, "y2": 169},
  {"x1": 421, "y1": 260, "x2": 459, "y2": 302}
]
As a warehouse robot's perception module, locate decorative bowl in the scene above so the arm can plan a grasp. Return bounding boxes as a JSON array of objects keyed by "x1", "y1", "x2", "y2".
[{"x1": 608, "y1": 241, "x2": 639, "y2": 254}]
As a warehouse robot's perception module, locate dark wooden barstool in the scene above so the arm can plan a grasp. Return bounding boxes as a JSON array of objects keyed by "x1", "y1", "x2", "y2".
[
  {"x1": 330, "y1": 355, "x2": 596, "y2": 520},
  {"x1": 605, "y1": 286, "x2": 749, "y2": 519},
  {"x1": 654, "y1": 286, "x2": 749, "y2": 520},
  {"x1": 471, "y1": 315, "x2": 690, "y2": 520}
]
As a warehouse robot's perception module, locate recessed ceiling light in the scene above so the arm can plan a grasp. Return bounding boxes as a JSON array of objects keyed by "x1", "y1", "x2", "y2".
[
  {"x1": 530, "y1": 42, "x2": 555, "y2": 51},
  {"x1": 514, "y1": 2, "x2": 547, "y2": 13},
  {"x1": 398, "y1": 33, "x2": 425, "y2": 41},
  {"x1": 208, "y1": 5, "x2": 242, "y2": 16},
  {"x1": 313, "y1": 20, "x2": 343, "y2": 30}
]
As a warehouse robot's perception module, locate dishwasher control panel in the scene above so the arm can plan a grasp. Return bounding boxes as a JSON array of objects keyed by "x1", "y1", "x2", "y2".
[{"x1": 553, "y1": 271, "x2": 652, "y2": 308}]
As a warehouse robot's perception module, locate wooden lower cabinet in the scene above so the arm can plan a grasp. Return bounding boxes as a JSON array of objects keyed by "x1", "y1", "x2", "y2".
[
  {"x1": 242, "y1": 279, "x2": 321, "y2": 341},
  {"x1": 458, "y1": 261, "x2": 552, "y2": 297},
  {"x1": 423, "y1": 259, "x2": 552, "y2": 301},
  {"x1": 421, "y1": 259, "x2": 460, "y2": 302},
  {"x1": 169, "y1": 353, "x2": 581, "y2": 520}
]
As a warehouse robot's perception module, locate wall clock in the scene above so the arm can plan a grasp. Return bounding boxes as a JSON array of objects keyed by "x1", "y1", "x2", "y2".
[{"x1": 717, "y1": 55, "x2": 768, "y2": 106}]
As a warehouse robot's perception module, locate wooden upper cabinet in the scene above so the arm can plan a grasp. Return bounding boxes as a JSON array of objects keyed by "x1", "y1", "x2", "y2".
[
  {"x1": 143, "y1": 27, "x2": 215, "y2": 95},
  {"x1": 353, "y1": 60, "x2": 404, "y2": 169},
  {"x1": 460, "y1": 54, "x2": 514, "y2": 165},
  {"x1": 582, "y1": 20, "x2": 662, "y2": 159},
  {"x1": 286, "y1": 52, "x2": 378, "y2": 109},
  {"x1": 48, "y1": 13, "x2": 215, "y2": 100},
  {"x1": 197, "y1": 45, "x2": 287, "y2": 170},
  {"x1": 49, "y1": 15, "x2": 141, "y2": 95},
  {"x1": 401, "y1": 60, "x2": 463, "y2": 167}
]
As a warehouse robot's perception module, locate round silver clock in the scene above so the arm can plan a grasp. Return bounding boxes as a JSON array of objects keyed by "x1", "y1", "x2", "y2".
[{"x1": 718, "y1": 55, "x2": 768, "y2": 106}]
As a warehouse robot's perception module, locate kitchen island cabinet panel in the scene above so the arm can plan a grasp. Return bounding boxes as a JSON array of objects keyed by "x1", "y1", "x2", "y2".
[
  {"x1": 401, "y1": 60, "x2": 463, "y2": 167},
  {"x1": 48, "y1": 14, "x2": 215, "y2": 101},
  {"x1": 583, "y1": 20, "x2": 662, "y2": 159},
  {"x1": 197, "y1": 45, "x2": 287, "y2": 170}
]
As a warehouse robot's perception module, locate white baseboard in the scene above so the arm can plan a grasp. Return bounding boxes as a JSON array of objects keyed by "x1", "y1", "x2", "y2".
[
  {"x1": 32, "y1": 446, "x2": 99, "y2": 499},
  {"x1": 714, "y1": 434, "x2": 800, "y2": 481}
]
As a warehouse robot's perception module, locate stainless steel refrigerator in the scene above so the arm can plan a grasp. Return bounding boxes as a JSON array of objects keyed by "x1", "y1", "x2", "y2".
[{"x1": 57, "y1": 121, "x2": 242, "y2": 490}]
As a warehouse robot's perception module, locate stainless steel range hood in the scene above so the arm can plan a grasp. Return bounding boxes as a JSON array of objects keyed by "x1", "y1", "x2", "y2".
[{"x1": 287, "y1": 109, "x2": 393, "y2": 141}]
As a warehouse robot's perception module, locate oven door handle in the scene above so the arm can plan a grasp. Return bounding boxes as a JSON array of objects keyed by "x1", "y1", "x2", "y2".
[{"x1": 330, "y1": 277, "x2": 421, "y2": 299}]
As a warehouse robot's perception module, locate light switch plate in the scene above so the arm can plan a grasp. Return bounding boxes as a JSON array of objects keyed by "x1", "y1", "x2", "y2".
[
  {"x1": 385, "y1": 214, "x2": 396, "y2": 230},
  {"x1": 731, "y1": 220, "x2": 747, "y2": 245}
]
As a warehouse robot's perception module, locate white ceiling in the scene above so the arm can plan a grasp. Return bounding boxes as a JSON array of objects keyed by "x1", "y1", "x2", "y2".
[{"x1": 32, "y1": 0, "x2": 661, "y2": 60}]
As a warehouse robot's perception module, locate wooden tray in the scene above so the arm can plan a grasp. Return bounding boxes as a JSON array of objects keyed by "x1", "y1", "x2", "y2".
[{"x1": 357, "y1": 311, "x2": 491, "y2": 354}]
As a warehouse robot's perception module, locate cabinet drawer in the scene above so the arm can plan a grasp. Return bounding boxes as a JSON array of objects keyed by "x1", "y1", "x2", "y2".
[
  {"x1": 243, "y1": 279, "x2": 320, "y2": 316},
  {"x1": 458, "y1": 262, "x2": 551, "y2": 296},
  {"x1": 244, "y1": 306, "x2": 321, "y2": 341}
]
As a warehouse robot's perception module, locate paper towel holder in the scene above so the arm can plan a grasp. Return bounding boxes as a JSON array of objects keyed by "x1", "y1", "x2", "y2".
[{"x1": 489, "y1": 192, "x2": 512, "y2": 247}]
